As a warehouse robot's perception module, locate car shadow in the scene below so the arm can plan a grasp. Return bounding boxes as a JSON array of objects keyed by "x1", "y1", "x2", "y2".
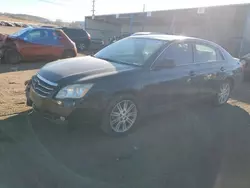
[
  {"x1": 0, "y1": 103, "x2": 250, "y2": 188},
  {"x1": 0, "y1": 110, "x2": 116, "y2": 188},
  {"x1": 28, "y1": 103, "x2": 250, "y2": 188}
]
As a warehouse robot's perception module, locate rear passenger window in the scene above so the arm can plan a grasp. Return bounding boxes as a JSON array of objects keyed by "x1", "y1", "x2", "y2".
[
  {"x1": 160, "y1": 43, "x2": 193, "y2": 65},
  {"x1": 216, "y1": 49, "x2": 225, "y2": 61},
  {"x1": 195, "y1": 44, "x2": 217, "y2": 62}
]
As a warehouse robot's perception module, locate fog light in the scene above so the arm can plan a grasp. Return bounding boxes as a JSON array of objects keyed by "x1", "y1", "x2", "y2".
[
  {"x1": 57, "y1": 100, "x2": 63, "y2": 105},
  {"x1": 60, "y1": 116, "x2": 65, "y2": 121}
]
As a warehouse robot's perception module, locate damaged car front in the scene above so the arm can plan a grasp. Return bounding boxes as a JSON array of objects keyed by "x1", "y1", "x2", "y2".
[
  {"x1": 0, "y1": 30, "x2": 24, "y2": 64},
  {"x1": 0, "y1": 33, "x2": 8, "y2": 62}
]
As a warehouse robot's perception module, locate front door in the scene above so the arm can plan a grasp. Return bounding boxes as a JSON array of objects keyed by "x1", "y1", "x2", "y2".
[{"x1": 146, "y1": 42, "x2": 199, "y2": 112}]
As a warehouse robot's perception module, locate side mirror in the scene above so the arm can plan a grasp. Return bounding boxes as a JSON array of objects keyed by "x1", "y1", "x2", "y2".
[{"x1": 154, "y1": 58, "x2": 176, "y2": 69}]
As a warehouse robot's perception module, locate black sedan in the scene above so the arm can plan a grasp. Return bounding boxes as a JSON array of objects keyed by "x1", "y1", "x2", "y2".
[{"x1": 26, "y1": 34, "x2": 243, "y2": 136}]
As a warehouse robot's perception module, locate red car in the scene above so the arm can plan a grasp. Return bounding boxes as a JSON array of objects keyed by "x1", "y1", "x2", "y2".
[{"x1": 0, "y1": 27, "x2": 77, "y2": 64}]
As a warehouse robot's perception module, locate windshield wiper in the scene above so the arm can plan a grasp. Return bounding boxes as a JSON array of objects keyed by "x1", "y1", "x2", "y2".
[{"x1": 96, "y1": 57, "x2": 141, "y2": 66}]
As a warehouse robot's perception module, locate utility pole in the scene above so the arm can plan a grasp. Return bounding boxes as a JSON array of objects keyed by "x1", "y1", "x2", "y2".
[
  {"x1": 92, "y1": 0, "x2": 95, "y2": 19},
  {"x1": 142, "y1": 4, "x2": 146, "y2": 32}
]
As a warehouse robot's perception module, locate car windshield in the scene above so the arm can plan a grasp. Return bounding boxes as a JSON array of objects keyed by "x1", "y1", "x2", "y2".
[
  {"x1": 10, "y1": 27, "x2": 30, "y2": 37},
  {"x1": 95, "y1": 37, "x2": 167, "y2": 66}
]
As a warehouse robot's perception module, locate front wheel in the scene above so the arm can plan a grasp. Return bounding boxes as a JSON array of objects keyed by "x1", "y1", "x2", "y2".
[
  {"x1": 215, "y1": 80, "x2": 231, "y2": 105},
  {"x1": 101, "y1": 96, "x2": 139, "y2": 136},
  {"x1": 4, "y1": 49, "x2": 21, "y2": 64}
]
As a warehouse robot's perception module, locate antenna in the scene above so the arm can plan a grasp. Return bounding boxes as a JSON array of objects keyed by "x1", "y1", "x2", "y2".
[{"x1": 92, "y1": 0, "x2": 95, "y2": 19}]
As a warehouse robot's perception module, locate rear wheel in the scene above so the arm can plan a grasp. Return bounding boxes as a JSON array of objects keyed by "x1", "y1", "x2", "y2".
[
  {"x1": 101, "y1": 95, "x2": 139, "y2": 136},
  {"x1": 4, "y1": 49, "x2": 21, "y2": 64},
  {"x1": 62, "y1": 50, "x2": 75, "y2": 59},
  {"x1": 77, "y1": 43, "x2": 86, "y2": 51},
  {"x1": 215, "y1": 80, "x2": 231, "y2": 105}
]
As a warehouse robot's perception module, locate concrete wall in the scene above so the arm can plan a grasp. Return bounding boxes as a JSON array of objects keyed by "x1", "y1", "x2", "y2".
[
  {"x1": 121, "y1": 24, "x2": 171, "y2": 34},
  {"x1": 85, "y1": 18, "x2": 121, "y2": 44},
  {"x1": 85, "y1": 4, "x2": 250, "y2": 57}
]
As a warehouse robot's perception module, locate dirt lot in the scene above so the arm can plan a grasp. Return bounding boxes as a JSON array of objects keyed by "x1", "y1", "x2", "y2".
[
  {"x1": 0, "y1": 62, "x2": 45, "y2": 117},
  {"x1": 0, "y1": 26, "x2": 21, "y2": 35}
]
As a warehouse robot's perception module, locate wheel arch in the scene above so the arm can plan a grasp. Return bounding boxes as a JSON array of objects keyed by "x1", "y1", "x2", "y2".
[
  {"x1": 226, "y1": 77, "x2": 234, "y2": 89},
  {"x1": 108, "y1": 89, "x2": 142, "y2": 108}
]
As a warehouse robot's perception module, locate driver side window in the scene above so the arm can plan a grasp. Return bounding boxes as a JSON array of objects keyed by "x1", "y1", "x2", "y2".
[{"x1": 159, "y1": 42, "x2": 193, "y2": 66}]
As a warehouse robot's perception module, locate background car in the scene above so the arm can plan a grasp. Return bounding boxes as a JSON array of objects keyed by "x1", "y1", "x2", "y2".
[
  {"x1": 58, "y1": 27, "x2": 91, "y2": 51},
  {"x1": 0, "y1": 27, "x2": 77, "y2": 64},
  {"x1": 4, "y1": 21, "x2": 15, "y2": 27},
  {"x1": 90, "y1": 38, "x2": 105, "y2": 50},
  {"x1": 26, "y1": 34, "x2": 243, "y2": 136},
  {"x1": 240, "y1": 53, "x2": 250, "y2": 80}
]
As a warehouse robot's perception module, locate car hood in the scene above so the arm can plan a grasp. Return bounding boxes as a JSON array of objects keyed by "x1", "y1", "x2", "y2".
[{"x1": 38, "y1": 56, "x2": 137, "y2": 83}]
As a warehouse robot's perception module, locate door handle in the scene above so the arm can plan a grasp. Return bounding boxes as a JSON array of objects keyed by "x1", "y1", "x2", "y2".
[
  {"x1": 220, "y1": 67, "x2": 225, "y2": 71},
  {"x1": 189, "y1": 71, "x2": 196, "y2": 77}
]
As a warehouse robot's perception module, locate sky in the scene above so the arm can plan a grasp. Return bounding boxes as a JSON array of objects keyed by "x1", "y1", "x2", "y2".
[{"x1": 0, "y1": 0, "x2": 250, "y2": 21}]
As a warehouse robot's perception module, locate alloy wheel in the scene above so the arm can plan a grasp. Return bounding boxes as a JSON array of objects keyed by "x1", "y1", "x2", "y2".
[
  {"x1": 218, "y1": 82, "x2": 230, "y2": 104},
  {"x1": 109, "y1": 100, "x2": 138, "y2": 133},
  {"x1": 78, "y1": 43, "x2": 85, "y2": 51}
]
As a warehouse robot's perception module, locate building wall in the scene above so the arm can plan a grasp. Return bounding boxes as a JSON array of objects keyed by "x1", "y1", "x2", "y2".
[
  {"x1": 121, "y1": 24, "x2": 170, "y2": 33},
  {"x1": 85, "y1": 18, "x2": 121, "y2": 44},
  {"x1": 86, "y1": 4, "x2": 250, "y2": 56}
]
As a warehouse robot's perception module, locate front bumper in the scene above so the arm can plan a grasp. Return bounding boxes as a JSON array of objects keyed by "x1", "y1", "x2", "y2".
[
  {"x1": 30, "y1": 87, "x2": 75, "y2": 121},
  {"x1": 29, "y1": 87, "x2": 103, "y2": 124}
]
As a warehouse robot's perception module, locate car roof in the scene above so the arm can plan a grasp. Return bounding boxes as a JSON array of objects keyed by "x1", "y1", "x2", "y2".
[
  {"x1": 132, "y1": 32, "x2": 165, "y2": 36},
  {"x1": 58, "y1": 27, "x2": 85, "y2": 30},
  {"x1": 24, "y1": 26, "x2": 57, "y2": 31},
  {"x1": 130, "y1": 34, "x2": 222, "y2": 47},
  {"x1": 130, "y1": 34, "x2": 193, "y2": 41}
]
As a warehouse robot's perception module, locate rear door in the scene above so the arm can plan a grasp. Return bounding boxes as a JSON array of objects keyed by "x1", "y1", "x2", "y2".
[{"x1": 193, "y1": 42, "x2": 227, "y2": 97}]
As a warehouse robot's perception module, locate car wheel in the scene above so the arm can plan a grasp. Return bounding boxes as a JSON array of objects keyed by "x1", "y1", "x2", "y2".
[
  {"x1": 62, "y1": 50, "x2": 75, "y2": 59},
  {"x1": 26, "y1": 99, "x2": 33, "y2": 106},
  {"x1": 4, "y1": 49, "x2": 21, "y2": 64},
  {"x1": 215, "y1": 80, "x2": 231, "y2": 105},
  {"x1": 77, "y1": 43, "x2": 86, "y2": 51},
  {"x1": 101, "y1": 95, "x2": 139, "y2": 136}
]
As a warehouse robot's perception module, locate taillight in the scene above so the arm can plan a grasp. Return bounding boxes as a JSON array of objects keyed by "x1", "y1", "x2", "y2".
[
  {"x1": 240, "y1": 59, "x2": 246, "y2": 70},
  {"x1": 87, "y1": 33, "x2": 91, "y2": 40}
]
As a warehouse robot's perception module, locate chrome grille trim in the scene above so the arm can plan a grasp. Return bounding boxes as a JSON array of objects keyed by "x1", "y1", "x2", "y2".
[
  {"x1": 35, "y1": 87, "x2": 50, "y2": 95},
  {"x1": 32, "y1": 74, "x2": 57, "y2": 97},
  {"x1": 37, "y1": 74, "x2": 58, "y2": 87}
]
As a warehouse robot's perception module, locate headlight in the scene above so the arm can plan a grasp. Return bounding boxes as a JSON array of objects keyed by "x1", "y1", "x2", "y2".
[{"x1": 56, "y1": 84, "x2": 93, "y2": 99}]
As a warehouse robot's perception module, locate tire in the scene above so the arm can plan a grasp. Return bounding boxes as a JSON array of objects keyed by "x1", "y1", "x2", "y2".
[
  {"x1": 26, "y1": 99, "x2": 33, "y2": 106},
  {"x1": 4, "y1": 49, "x2": 21, "y2": 64},
  {"x1": 77, "y1": 43, "x2": 86, "y2": 51},
  {"x1": 62, "y1": 50, "x2": 75, "y2": 59},
  {"x1": 214, "y1": 80, "x2": 231, "y2": 105},
  {"x1": 101, "y1": 95, "x2": 139, "y2": 136}
]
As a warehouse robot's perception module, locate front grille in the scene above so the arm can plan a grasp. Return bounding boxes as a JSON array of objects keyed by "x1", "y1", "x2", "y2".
[{"x1": 32, "y1": 74, "x2": 57, "y2": 97}]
